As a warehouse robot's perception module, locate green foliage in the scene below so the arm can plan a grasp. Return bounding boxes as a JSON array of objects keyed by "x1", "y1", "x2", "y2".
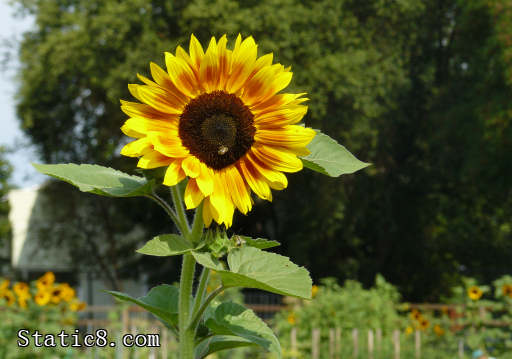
[
  {"x1": 33, "y1": 163, "x2": 154, "y2": 197},
  {"x1": 136, "y1": 234, "x2": 197, "y2": 256},
  {"x1": 302, "y1": 130, "x2": 370, "y2": 177},
  {"x1": 0, "y1": 147, "x2": 12, "y2": 271},
  {"x1": 193, "y1": 247, "x2": 312, "y2": 299},
  {"x1": 200, "y1": 301, "x2": 281, "y2": 358}
]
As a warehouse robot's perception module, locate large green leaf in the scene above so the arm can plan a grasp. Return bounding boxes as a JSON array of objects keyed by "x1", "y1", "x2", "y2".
[
  {"x1": 195, "y1": 335, "x2": 256, "y2": 359},
  {"x1": 202, "y1": 302, "x2": 281, "y2": 358},
  {"x1": 107, "y1": 285, "x2": 179, "y2": 330},
  {"x1": 33, "y1": 163, "x2": 153, "y2": 197},
  {"x1": 136, "y1": 234, "x2": 195, "y2": 256},
  {"x1": 192, "y1": 247, "x2": 312, "y2": 299},
  {"x1": 301, "y1": 130, "x2": 370, "y2": 177},
  {"x1": 234, "y1": 235, "x2": 280, "y2": 250}
]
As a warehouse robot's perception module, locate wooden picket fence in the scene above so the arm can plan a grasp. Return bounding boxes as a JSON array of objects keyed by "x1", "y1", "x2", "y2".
[{"x1": 289, "y1": 327, "x2": 467, "y2": 359}]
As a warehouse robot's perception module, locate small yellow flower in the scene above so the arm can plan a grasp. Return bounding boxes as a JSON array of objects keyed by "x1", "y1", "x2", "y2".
[
  {"x1": 1, "y1": 290, "x2": 15, "y2": 306},
  {"x1": 0, "y1": 279, "x2": 9, "y2": 291},
  {"x1": 287, "y1": 312, "x2": 296, "y2": 326},
  {"x1": 405, "y1": 326, "x2": 414, "y2": 336},
  {"x1": 70, "y1": 300, "x2": 87, "y2": 312},
  {"x1": 502, "y1": 284, "x2": 512, "y2": 298},
  {"x1": 468, "y1": 286, "x2": 483, "y2": 301},
  {"x1": 433, "y1": 324, "x2": 445, "y2": 336},
  {"x1": 36, "y1": 272, "x2": 55, "y2": 291},
  {"x1": 49, "y1": 285, "x2": 65, "y2": 304},
  {"x1": 18, "y1": 297, "x2": 28, "y2": 309},
  {"x1": 419, "y1": 318, "x2": 430, "y2": 331},
  {"x1": 60, "y1": 284, "x2": 76, "y2": 302},
  {"x1": 34, "y1": 291, "x2": 51, "y2": 306},
  {"x1": 311, "y1": 285, "x2": 319, "y2": 298},
  {"x1": 13, "y1": 282, "x2": 30, "y2": 297},
  {"x1": 410, "y1": 309, "x2": 422, "y2": 321}
]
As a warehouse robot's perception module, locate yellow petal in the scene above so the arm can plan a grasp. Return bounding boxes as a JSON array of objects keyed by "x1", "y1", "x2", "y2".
[
  {"x1": 223, "y1": 166, "x2": 252, "y2": 214},
  {"x1": 163, "y1": 160, "x2": 186, "y2": 186},
  {"x1": 237, "y1": 158, "x2": 272, "y2": 201},
  {"x1": 120, "y1": 137, "x2": 153, "y2": 157},
  {"x1": 254, "y1": 105, "x2": 308, "y2": 127},
  {"x1": 184, "y1": 179, "x2": 205, "y2": 209},
  {"x1": 202, "y1": 197, "x2": 214, "y2": 227},
  {"x1": 121, "y1": 117, "x2": 178, "y2": 138},
  {"x1": 254, "y1": 125, "x2": 316, "y2": 149},
  {"x1": 137, "y1": 85, "x2": 184, "y2": 115},
  {"x1": 199, "y1": 37, "x2": 221, "y2": 92},
  {"x1": 165, "y1": 52, "x2": 199, "y2": 98},
  {"x1": 209, "y1": 171, "x2": 235, "y2": 226},
  {"x1": 182, "y1": 156, "x2": 201, "y2": 178},
  {"x1": 242, "y1": 64, "x2": 293, "y2": 106},
  {"x1": 196, "y1": 162, "x2": 214, "y2": 196},
  {"x1": 246, "y1": 153, "x2": 288, "y2": 190},
  {"x1": 226, "y1": 35, "x2": 258, "y2": 93},
  {"x1": 137, "y1": 151, "x2": 173, "y2": 169},
  {"x1": 189, "y1": 34, "x2": 205, "y2": 73},
  {"x1": 150, "y1": 133, "x2": 189, "y2": 158},
  {"x1": 120, "y1": 100, "x2": 172, "y2": 120},
  {"x1": 250, "y1": 146, "x2": 303, "y2": 173}
]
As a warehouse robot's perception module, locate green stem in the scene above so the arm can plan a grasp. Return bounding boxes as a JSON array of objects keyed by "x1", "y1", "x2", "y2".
[
  {"x1": 146, "y1": 193, "x2": 180, "y2": 229},
  {"x1": 188, "y1": 285, "x2": 224, "y2": 332},
  {"x1": 179, "y1": 254, "x2": 196, "y2": 359},
  {"x1": 171, "y1": 185, "x2": 190, "y2": 235},
  {"x1": 189, "y1": 202, "x2": 204, "y2": 243},
  {"x1": 191, "y1": 267, "x2": 210, "y2": 322}
]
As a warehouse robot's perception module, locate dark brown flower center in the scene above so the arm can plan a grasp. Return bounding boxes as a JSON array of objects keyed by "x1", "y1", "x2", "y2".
[{"x1": 179, "y1": 91, "x2": 255, "y2": 170}]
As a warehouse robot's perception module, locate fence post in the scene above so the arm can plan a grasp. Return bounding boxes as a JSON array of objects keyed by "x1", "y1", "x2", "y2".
[
  {"x1": 415, "y1": 330, "x2": 421, "y2": 359},
  {"x1": 291, "y1": 327, "x2": 297, "y2": 359},
  {"x1": 335, "y1": 328, "x2": 341, "y2": 359},
  {"x1": 312, "y1": 328, "x2": 320, "y2": 359},
  {"x1": 162, "y1": 327, "x2": 168, "y2": 359},
  {"x1": 352, "y1": 328, "x2": 359, "y2": 358},
  {"x1": 376, "y1": 328, "x2": 382, "y2": 354},
  {"x1": 458, "y1": 339, "x2": 464, "y2": 358},
  {"x1": 329, "y1": 329, "x2": 335, "y2": 359},
  {"x1": 368, "y1": 329, "x2": 374, "y2": 359},
  {"x1": 393, "y1": 329, "x2": 400, "y2": 359}
]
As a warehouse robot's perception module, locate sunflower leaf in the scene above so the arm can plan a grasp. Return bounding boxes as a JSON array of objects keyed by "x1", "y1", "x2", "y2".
[
  {"x1": 195, "y1": 335, "x2": 257, "y2": 359},
  {"x1": 136, "y1": 234, "x2": 195, "y2": 256},
  {"x1": 302, "y1": 130, "x2": 370, "y2": 177},
  {"x1": 33, "y1": 163, "x2": 153, "y2": 197},
  {"x1": 107, "y1": 285, "x2": 179, "y2": 332},
  {"x1": 233, "y1": 235, "x2": 280, "y2": 249},
  {"x1": 200, "y1": 301, "x2": 281, "y2": 358},
  {"x1": 192, "y1": 247, "x2": 311, "y2": 299}
]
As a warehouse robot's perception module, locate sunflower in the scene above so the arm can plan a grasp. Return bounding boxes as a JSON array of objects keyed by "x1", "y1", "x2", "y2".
[
  {"x1": 410, "y1": 309, "x2": 422, "y2": 321},
  {"x1": 433, "y1": 324, "x2": 445, "y2": 336},
  {"x1": 34, "y1": 291, "x2": 51, "y2": 306},
  {"x1": 1, "y1": 289, "x2": 15, "y2": 306},
  {"x1": 36, "y1": 272, "x2": 55, "y2": 291},
  {"x1": 287, "y1": 312, "x2": 296, "y2": 326},
  {"x1": 419, "y1": 318, "x2": 430, "y2": 331},
  {"x1": 120, "y1": 34, "x2": 315, "y2": 227},
  {"x1": 70, "y1": 300, "x2": 86, "y2": 312},
  {"x1": 13, "y1": 282, "x2": 30, "y2": 297},
  {"x1": 311, "y1": 285, "x2": 319, "y2": 298},
  {"x1": 405, "y1": 326, "x2": 414, "y2": 336},
  {"x1": 468, "y1": 286, "x2": 483, "y2": 301},
  {"x1": 0, "y1": 279, "x2": 10, "y2": 292},
  {"x1": 502, "y1": 284, "x2": 512, "y2": 298},
  {"x1": 60, "y1": 283, "x2": 76, "y2": 302}
]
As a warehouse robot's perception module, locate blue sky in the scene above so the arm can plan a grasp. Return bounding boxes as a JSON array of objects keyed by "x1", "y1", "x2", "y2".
[{"x1": 0, "y1": 1, "x2": 44, "y2": 187}]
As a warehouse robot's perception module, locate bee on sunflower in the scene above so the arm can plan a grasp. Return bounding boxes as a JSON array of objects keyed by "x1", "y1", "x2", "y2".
[{"x1": 120, "y1": 34, "x2": 315, "y2": 228}]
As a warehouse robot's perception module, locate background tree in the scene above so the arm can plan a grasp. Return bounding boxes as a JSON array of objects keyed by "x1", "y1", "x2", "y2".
[
  {"x1": 0, "y1": 147, "x2": 12, "y2": 274},
  {"x1": 11, "y1": 0, "x2": 512, "y2": 300}
]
